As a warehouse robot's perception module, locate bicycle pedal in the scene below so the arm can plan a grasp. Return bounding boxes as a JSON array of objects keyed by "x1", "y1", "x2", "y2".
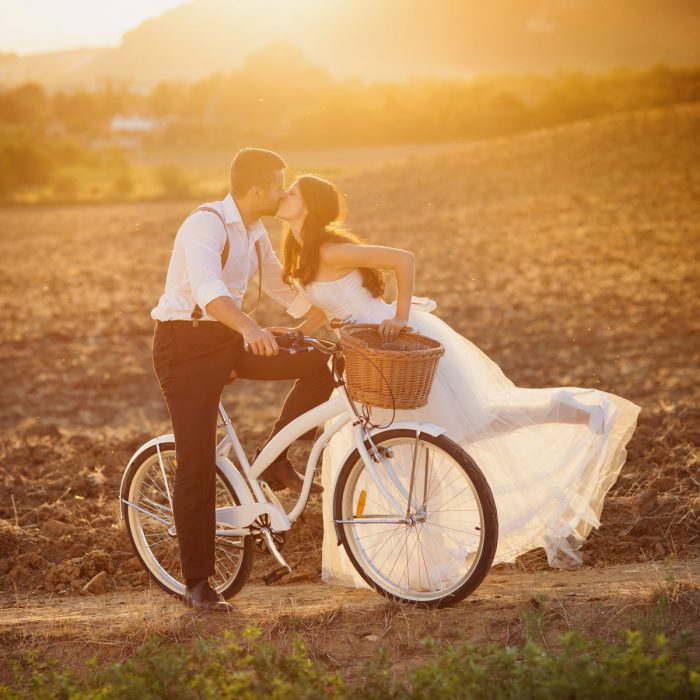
[{"x1": 263, "y1": 566, "x2": 291, "y2": 586}]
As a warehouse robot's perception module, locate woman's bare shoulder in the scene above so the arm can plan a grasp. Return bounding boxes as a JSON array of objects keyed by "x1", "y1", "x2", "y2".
[{"x1": 319, "y1": 241, "x2": 355, "y2": 264}]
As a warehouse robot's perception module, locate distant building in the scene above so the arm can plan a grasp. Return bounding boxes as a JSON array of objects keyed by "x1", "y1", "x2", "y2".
[
  {"x1": 109, "y1": 113, "x2": 162, "y2": 148},
  {"x1": 110, "y1": 114, "x2": 160, "y2": 133}
]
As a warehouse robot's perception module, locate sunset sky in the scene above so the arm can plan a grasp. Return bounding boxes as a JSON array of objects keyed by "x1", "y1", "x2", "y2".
[
  {"x1": 0, "y1": 0, "x2": 189, "y2": 54},
  {"x1": 0, "y1": 0, "x2": 697, "y2": 86}
]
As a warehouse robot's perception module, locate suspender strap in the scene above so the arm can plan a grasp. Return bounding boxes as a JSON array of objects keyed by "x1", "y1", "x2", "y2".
[{"x1": 189, "y1": 205, "x2": 263, "y2": 321}]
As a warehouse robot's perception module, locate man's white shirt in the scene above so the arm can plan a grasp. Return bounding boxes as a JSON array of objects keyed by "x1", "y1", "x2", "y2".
[{"x1": 151, "y1": 193, "x2": 311, "y2": 322}]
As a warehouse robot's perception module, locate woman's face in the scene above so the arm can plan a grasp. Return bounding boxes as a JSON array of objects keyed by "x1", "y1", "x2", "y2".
[{"x1": 275, "y1": 182, "x2": 307, "y2": 236}]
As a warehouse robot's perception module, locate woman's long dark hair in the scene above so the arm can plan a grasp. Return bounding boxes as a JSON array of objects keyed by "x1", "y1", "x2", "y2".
[{"x1": 281, "y1": 175, "x2": 385, "y2": 298}]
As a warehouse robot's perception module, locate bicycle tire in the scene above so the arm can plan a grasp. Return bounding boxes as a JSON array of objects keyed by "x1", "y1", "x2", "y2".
[
  {"x1": 120, "y1": 442, "x2": 254, "y2": 600},
  {"x1": 333, "y1": 429, "x2": 497, "y2": 608}
]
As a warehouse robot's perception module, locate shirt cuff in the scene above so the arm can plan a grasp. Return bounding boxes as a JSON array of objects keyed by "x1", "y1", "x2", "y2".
[
  {"x1": 285, "y1": 293, "x2": 312, "y2": 319},
  {"x1": 195, "y1": 279, "x2": 234, "y2": 310}
]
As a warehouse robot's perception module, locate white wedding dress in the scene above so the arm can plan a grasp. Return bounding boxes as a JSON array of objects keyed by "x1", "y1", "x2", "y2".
[{"x1": 292, "y1": 270, "x2": 641, "y2": 588}]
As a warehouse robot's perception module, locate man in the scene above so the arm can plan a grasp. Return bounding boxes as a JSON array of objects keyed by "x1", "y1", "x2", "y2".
[{"x1": 151, "y1": 148, "x2": 331, "y2": 612}]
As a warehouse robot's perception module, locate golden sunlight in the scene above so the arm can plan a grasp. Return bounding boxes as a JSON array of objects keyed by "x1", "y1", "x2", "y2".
[
  {"x1": 0, "y1": 0, "x2": 698, "y2": 691},
  {"x1": 0, "y1": 0, "x2": 189, "y2": 54}
]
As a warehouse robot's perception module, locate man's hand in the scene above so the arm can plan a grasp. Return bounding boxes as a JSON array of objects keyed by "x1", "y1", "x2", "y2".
[{"x1": 243, "y1": 326, "x2": 279, "y2": 356}]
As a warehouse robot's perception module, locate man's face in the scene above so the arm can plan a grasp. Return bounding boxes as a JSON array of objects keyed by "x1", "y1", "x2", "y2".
[{"x1": 257, "y1": 168, "x2": 286, "y2": 217}]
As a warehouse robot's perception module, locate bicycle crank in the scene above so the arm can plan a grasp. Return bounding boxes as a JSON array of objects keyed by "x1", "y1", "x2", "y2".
[
  {"x1": 251, "y1": 515, "x2": 292, "y2": 579},
  {"x1": 250, "y1": 513, "x2": 287, "y2": 553}
]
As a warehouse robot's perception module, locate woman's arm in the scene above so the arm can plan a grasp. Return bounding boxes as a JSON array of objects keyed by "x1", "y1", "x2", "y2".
[
  {"x1": 266, "y1": 305, "x2": 328, "y2": 337},
  {"x1": 321, "y1": 243, "x2": 415, "y2": 339},
  {"x1": 296, "y1": 305, "x2": 328, "y2": 335}
]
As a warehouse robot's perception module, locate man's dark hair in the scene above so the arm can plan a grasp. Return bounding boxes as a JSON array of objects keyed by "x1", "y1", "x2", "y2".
[{"x1": 230, "y1": 148, "x2": 286, "y2": 198}]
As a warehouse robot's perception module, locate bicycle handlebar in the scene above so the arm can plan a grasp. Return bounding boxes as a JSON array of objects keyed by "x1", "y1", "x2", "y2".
[
  {"x1": 247, "y1": 323, "x2": 405, "y2": 428},
  {"x1": 244, "y1": 319, "x2": 411, "y2": 355},
  {"x1": 243, "y1": 330, "x2": 340, "y2": 355}
]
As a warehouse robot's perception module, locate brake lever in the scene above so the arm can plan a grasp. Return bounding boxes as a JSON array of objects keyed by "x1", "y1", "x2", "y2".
[{"x1": 275, "y1": 330, "x2": 311, "y2": 353}]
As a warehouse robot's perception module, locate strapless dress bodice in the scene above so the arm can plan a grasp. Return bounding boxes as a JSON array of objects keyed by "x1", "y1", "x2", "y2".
[{"x1": 298, "y1": 269, "x2": 436, "y2": 324}]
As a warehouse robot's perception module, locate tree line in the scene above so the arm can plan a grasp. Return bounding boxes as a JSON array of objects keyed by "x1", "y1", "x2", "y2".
[{"x1": 1, "y1": 48, "x2": 699, "y2": 200}]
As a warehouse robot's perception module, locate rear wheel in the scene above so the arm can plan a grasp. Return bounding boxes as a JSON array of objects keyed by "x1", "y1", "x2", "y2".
[
  {"x1": 333, "y1": 429, "x2": 497, "y2": 608},
  {"x1": 120, "y1": 442, "x2": 254, "y2": 599}
]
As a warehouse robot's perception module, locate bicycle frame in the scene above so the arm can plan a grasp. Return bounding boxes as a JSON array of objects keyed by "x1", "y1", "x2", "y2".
[
  {"x1": 215, "y1": 378, "x2": 446, "y2": 529},
  {"x1": 121, "y1": 334, "x2": 449, "y2": 577}
]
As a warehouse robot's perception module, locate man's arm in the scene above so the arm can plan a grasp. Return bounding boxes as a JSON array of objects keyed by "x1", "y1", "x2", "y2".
[
  {"x1": 205, "y1": 296, "x2": 279, "y2": 356},
  {"x1": 181, "y1": 213, "x2": 279, "y2": 356}
]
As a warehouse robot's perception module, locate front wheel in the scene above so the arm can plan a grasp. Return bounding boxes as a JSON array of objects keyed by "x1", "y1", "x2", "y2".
[
  {"x1": 333, "y1": 429, "x2": 498, "y2": 608},
  {"x1": 120, "y1": 442, "x2": 254, "y2": 600}
]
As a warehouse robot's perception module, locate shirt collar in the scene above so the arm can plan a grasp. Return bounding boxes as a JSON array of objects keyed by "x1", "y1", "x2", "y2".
[
  {"x1": 223, "y1": 192, "x2": 243, "y2": 225},
  {"x1": 223, "y1": 192, "x2": 266, "y2": 242}
]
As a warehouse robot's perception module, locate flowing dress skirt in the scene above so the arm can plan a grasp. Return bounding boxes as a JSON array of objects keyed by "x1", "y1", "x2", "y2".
[{"x1": 320, "y1": 304, "x2": 641, "y2": 588}]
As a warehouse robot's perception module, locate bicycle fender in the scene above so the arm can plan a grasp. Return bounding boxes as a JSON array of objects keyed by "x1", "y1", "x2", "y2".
[
  {"x1": 119, "y1": 435, "x2": 257, "y2": 522},
  {"x1": 119, "y1": 433, "x2": 175, "y2": 519},
  {"x1": 215, "y1": 455, "x2": 255, "y2": 506},
  {"x1": 331, "y1": 421, "x2": 449, "y2": 543}
]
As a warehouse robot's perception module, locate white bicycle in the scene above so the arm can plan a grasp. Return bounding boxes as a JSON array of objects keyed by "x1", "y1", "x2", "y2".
[{"x1": 120, "y1": 330, "x2": 498, "y2": 608}]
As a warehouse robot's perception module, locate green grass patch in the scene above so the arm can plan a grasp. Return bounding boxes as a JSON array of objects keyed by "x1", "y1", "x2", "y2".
[{"x1": 2, "y1": 623, "x2": 698, "y2": 699}]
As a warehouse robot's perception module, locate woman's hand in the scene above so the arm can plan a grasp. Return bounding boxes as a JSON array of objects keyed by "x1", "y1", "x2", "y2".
[{"x1": 378, "y1": 315, "x2": 409, "y2": 341}]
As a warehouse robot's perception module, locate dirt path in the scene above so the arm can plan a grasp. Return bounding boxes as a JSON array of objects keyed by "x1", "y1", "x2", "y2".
[{"x1": 2, "y1": 559, "x2": 698, "y2": 680}]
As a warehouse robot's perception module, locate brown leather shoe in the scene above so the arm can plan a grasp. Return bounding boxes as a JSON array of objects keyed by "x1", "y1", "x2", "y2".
[
  {"x1": 183, "y1": 579, "x2": 234, "y2": 612},
  {"x1": 262, "y1": 456, "x2": 323, "y2": 494}
]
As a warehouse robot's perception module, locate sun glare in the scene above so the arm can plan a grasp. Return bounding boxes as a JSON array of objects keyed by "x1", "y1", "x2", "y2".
[{"x1": 0, "y1": 0, "x2": 189, "y2": 54}]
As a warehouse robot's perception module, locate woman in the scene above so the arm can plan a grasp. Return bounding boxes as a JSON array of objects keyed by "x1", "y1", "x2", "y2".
[{"x1": 275, "y1": 174, "x2": 641, "y2": 587}]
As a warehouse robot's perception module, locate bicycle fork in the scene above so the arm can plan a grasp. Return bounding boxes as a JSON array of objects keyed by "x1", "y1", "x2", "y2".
[{"x1": 349, "y1": 423, "x2": 425, "y2": 522}]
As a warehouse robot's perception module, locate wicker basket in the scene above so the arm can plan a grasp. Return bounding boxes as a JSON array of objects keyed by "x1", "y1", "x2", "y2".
[{"x1": 339, "y1": 324, "x2": 445, "y2": 409}]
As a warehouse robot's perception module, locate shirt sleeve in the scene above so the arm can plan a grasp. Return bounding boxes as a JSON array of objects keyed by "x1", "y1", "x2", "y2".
[
  {"x1": 255, "y1": 232, "x2": 312, "y2": 318},
  {"x1": 180, "y1": 211, "x2": 234, "y2": 309}
]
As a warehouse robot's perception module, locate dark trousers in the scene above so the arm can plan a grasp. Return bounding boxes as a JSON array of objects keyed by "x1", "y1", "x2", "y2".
[{"x1": 152, "y1": 319, "x2": 335, "y2": 580}]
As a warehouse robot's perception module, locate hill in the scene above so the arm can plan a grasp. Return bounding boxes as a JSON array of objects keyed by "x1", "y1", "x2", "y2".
[{"x1": 1, "y1": 0, "x2": 699, "y2": 88}]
